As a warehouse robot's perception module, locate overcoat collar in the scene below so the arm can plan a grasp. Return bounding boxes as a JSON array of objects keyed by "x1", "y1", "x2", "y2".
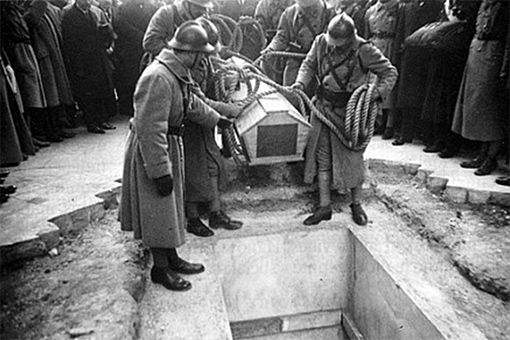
[{"x1": 155, "y1": 49, "x2": 194, "y2": 85}]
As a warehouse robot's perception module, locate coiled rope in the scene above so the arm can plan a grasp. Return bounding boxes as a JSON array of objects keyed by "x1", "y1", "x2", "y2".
[{"x1": 206, "y1": 18, "x2": 379, "y2": 162}]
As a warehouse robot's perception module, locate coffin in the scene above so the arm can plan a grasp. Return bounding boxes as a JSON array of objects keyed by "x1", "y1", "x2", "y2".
[{"x1": 229, "y1": 58, "x2": 312, "y2": 165}]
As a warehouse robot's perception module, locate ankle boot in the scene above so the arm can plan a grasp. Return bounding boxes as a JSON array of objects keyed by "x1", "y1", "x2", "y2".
[
  {"x1": 0, "y1": 185, "x2": 17, "y2": 195},
  {"x1": 209, "y1": 210, "x2": 243, "y2": 230},
  {"x1": 460, "y1": 155, "x2": 486, "y2": 169},
  {"x1": 303, "y1": 206, "x2": 332, "y2": 225},
  {"x1": 168, "y1": 257, "x2": 205, "y2": 275},
  {"x1": 474, "y1": 158, "x2": 498, "y2": 176},
  {"x1": 186, "y1": 218, "x2": 214, "y2": 237},
  {"x1": 151, "y1": 266, "x2": 191, "y2": 291},
  {"x1": 350, "y1": 203, "x2": 368, "y2": 226}
]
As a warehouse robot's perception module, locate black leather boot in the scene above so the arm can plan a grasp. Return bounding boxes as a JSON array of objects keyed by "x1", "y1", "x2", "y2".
[
  {"x1": 150, "y1": 267, "x2": 191, "y2": 291},
  {"x1": 168, "y1": 257, "x2": 205, "y2": 275},
  {"x1": 187, "y1": 218, "x2": 214, "y2": 237},
  {"x1": 209, "y1": 210, "x2": 243, "y2": 230},
  {"x1": 303, "y1": 206, "x2": 332, "y2": 225},
  {"x1": 350, "y1": 203, "x2": 368, "y2": 226},
  {"x1": 0, "y1": 185, "x2": 17, "y2": 195},
  {"x1": 474, "y1": 158, "x2": 498, "y2": 176},
  {"x1": 460, "y1": 156, "x2": 486, "y2": 169}
]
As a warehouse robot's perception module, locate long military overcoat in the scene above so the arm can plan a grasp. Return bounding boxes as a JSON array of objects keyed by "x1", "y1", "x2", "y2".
[
  {"x1": 452, "y1": 0, "x2": 509, "y2": 142},
  {"x1": 119, "y1": 49, "x2": 221, "y2": 249},
  {"x1": 25, "y1": 1, "x2": 74, "y2": 108},
  {"x1": 296, "y1": 34, "x2": 397, "y2": 191}
]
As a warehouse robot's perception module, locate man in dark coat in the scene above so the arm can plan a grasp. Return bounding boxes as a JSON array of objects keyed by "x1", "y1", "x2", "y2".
[
  {"x1": 390, "y1": 0, "x2": 443, "y2": 146},
  {"x1": 292, "y1": 13, "x2": 397, "y2": 225},
  {"x1": 113, "y1": 0, "x2": 158, "y2": 116},
  {"x1": 61, "y1": 0, "x2": 116, "y2": 133},
  {"x1": 119, "y1": 21, "x2": 231, "y2": 291},
  {"x1": 25, "y1": 0, "x2": 76, "y2": 141},
  {"x1": 452, "y1": 0, "x2": 509, "y2": 176}
]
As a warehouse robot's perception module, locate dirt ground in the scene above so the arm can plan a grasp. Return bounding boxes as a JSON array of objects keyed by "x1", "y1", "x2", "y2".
[{"x1": 1, "y1": 162, "x2": 509, "y2": 340}]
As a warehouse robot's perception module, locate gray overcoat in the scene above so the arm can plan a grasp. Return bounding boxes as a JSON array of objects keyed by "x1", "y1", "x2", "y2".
[
  {"x1": 119, "y1": 49, "x2": 221, "y2": 248},
  {"x1": 296, "y1": 35, "x2": 397, "y2": 191}
]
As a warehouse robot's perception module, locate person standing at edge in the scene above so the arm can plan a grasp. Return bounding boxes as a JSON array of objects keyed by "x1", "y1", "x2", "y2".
[
  {"x1": 141, "y1": 0, "x2": 212, "y2": 66},
  {"x1": 260, "y1": 0, "x2": 336, "y2": 90},
  {"x1": 292, "y1": 13, "x2": 397, "y2": 226},
  {"x1": 184, "y1": 17, "x2": 244, "y2": 237},
  {"x1": 119, "y1": 21, "x2": 232, "y2": 291}
]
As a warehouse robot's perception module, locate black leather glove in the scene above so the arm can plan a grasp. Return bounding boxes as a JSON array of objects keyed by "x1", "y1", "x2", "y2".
[
  {"x1": 217, "y1": 117, "x2": 233, "y2": 130},
  {"x1": 154, "y1": 175, "x2": 173, "y2": 197}
]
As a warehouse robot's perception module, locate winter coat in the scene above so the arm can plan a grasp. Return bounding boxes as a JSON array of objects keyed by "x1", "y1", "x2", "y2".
[
  {"x1": 142, "y1": 3, "x2": 190, "y2": 56},
  {"x1": 364, "y1": 0, "x2": 400, "y2": 109},
  {"x1": 266, "y1": 2, "x2": 335, "y2": 86},
  {"x1": 119, "y1": 49, "x2": 221, "y2": 248},
  {"x1": 25, "y1": 0, "x2": 74, "y2": 108},
  {"x1": 296, "y1": 34, "x2": 397, "y2": 190},
  {"x1": 255, "y1": 0, "x2": 294, "y2": 38},
  {"x1": 1, "y1": 1, "x2": 47, "y2": 109},
  {"x1": 115, "y1": 0, "x2": 157, "y2": 86},
  {"x1": 61, "y1": 4, "x2": 114, "y2": 99},
  {"x1": 452, "y1": 0, "x2": 509, "y2": 142}
]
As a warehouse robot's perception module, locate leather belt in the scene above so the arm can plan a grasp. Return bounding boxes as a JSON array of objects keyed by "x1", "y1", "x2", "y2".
[
  {"x1": 167, "y1": 125, "x2": 185, "y2": 136},
  {"x1": 317, "y1": 89, "x2": 353, "y2": 107}
]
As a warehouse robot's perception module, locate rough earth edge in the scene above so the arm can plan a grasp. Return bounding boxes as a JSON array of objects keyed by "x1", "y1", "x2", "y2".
[
  {"x1": 1, "y1": 162, "x2": 509, "y2": 340},
  {"x1": 367, "y1": 163, "x2": 510, "y2": 302},
  {"x1": 0, "y1": 209, "x2": 150, "y2": 340}
]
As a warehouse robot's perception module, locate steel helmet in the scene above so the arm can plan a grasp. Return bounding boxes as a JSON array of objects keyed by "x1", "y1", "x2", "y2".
[
  {"x1": 168, "y1": 21, "x2": 215, "y2": 53},
  {"x1": 296, "y1": 0, "x2": 320, "y2": 8},
  {"x1": 195, "y1": 17, "x2": 222, "y2": 53},
  {"x1": 326, "y1": 13, "x2": 356, "y2": 47},
  {"x1": 186, "y1": 0, "x2": 214, "y2": 8}
]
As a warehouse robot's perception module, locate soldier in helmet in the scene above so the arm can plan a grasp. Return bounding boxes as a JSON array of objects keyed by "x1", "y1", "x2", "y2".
[
  {"x1": 335, "y1": 0, "x2": 368, "y2": 38},
  {"x1": 260, "y1": 0, "x2": 336, "y2": 88},
  {"x1": 141, "y1": 0, "x2": 213, "y2": 64},
  {"x1": 119, "y1": 21, "x2": 232, "y2": 291},
  {"x1": 292, "y1": 13, "x2": 397, "y2": 225},
  {"x1": 255, "y1": 0, "x2": 294, "y2": 83},
  {"x1": 183, "y1": 17, "x2": 244, "y2": 237}
]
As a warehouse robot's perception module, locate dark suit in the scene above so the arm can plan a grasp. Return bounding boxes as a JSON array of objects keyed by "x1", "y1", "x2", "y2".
[{"x1": 61, "y1": 3, "x2": 115, "y2": 128}]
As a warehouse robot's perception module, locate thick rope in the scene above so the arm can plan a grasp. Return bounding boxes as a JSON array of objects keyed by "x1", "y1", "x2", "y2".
[
  {"x1": 254, "y1": 50, "x2": 307, "y2": 67},
  {"x1": 206, "y1": 17, "x2": 378, "y2": 159}
]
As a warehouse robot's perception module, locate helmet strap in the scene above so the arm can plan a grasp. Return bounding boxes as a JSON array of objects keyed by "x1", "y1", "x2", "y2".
[{"x1": 190, "y1": 52, "x2": 201, "y2": 70}]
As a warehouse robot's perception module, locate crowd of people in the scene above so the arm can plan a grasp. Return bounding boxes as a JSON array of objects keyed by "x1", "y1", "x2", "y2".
[{"x1": 0, "y1": 0, "x2": 508, "y2": 288}]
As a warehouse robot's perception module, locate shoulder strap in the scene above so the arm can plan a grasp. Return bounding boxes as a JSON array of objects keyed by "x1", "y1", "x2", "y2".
[
  {"x1": 157, "y1": 59, "x2": 189, "y2": 121},
  {"x1": 319, "y1": 47, "x2": 356, "y2": 82}
]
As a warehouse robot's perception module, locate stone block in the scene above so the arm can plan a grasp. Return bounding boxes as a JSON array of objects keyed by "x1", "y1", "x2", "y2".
[
  {"x1": 140, "y1": 267, "x2": 233, "y2": 340},
  {"x1": 490, "y1": 192, "x2": 510, "y2": 207},
  {"x1": 415, "y1": 170, "x2": 429, "y2": 184},
  {"x1": 444, "y1": 186, "x2": 468, "y2": 204},
  {"x1": 281, "y1": 309, "x2": 341, "y2": 333},
  {"x1": 351, "y1": 233, "x2": 487, "y2": 340},
  {"x1": 230, "y1": 317, "x2": 282, "y2": 339},
  {"x1": 467, "y1": 190, "x2": 491, "y2": 205},
  {"x1": 427, "y1": 176, "x2": 448, "y2": 194},
  {"x1": 217, "y1": 228, "x2": 351, "y2": 322}
]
